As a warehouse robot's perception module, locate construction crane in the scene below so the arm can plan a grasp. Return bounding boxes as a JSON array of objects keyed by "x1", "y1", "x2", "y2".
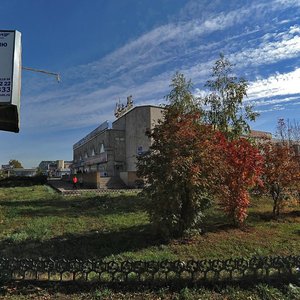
[{"x1": 22, "y1": 66, "x2": 61, "y2": 82}]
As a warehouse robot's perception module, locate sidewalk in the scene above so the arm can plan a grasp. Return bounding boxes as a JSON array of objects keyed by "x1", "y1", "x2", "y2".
[
  {"x1": 47, "y1": 178, "x2": 94, "y2": 194},
  {"x1": 47, "y1": 178, "x2": 132, "y2": 195}
]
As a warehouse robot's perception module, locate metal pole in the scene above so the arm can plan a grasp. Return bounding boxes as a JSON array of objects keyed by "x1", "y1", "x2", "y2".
[{"x1": 22, "y1": 66, "x2": 61, "y2": 82}]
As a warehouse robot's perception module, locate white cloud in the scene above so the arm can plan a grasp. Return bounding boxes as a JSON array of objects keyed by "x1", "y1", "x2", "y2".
[
  {"x1": 250, "y1": 95, "x2": 300, "y2": 107},
  {"x1": 229, "y1": 35, "x2": 300, "y2": 68},
  {"x1": 20, "y1": 0, "x2": 300, "y2": 133},
  {"x1": 248, "y1": 68, "x2": 300, "y2": 100}
]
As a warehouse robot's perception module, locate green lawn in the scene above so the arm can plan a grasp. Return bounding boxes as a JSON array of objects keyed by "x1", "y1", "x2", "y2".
[
  {"x1": 0, "y1": 184, "x2": 299, "y2": 299},
  {"x1": 0, "y1": 185, "x2": 299, "y2": 262}
]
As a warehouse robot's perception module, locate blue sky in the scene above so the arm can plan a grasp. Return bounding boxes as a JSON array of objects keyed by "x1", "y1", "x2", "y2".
[{"x1": 1, "y1": 0, "x2": 300, "y2": 168}]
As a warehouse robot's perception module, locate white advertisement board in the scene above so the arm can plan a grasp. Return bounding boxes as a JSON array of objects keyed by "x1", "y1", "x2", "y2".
[
  {"x1": 0, "y1": 30, "x2": 22, "y2": 132},
  {"x1": 0, "y1": 30, "x2": 21, "y2": 104}
]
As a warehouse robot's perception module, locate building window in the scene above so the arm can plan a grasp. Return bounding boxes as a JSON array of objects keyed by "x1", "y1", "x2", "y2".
[{"x1": 100, "y1": 144, "x2": 105, "y2": 153}]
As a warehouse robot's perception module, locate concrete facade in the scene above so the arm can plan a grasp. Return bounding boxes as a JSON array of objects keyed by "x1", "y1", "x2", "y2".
[
  {"x1": 73, "y1": 128, "x2": 126, "y2": 176},
  {"x1": 113, "y1": 105, "x2": 164, "y2": 172},
  {"x1": 72, "y1": 104, "x2": 278, "y2": 188},
  {"x1": 72, "y1": 105, "x2": 164, "y2": 186}
]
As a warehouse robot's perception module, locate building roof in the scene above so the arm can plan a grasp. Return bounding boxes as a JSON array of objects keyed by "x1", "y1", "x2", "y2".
[
  {"x1": 248, "y1": 130, "x2": 272, "y2": 139},
  {"x1": 112, "y1": 104, "x2": 163, "y2": 123}
]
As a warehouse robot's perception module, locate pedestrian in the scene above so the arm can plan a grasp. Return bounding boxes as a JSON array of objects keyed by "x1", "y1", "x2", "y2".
[{"x1": 72, "y1": 175, "x2": 78, "y2": 189}]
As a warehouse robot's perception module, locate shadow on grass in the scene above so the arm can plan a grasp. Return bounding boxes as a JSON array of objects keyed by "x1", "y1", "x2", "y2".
[
  {"x1": 250, "y1": 210, "x2": 300, "y2": 222},
  {"x1": 0, "y1": 194, "x2": 147, "y2": 218},
  {"x1": 0, "y1": 224, "x2": 160, "y2": 259},
  {"x1": 201, "y1": 207, "x2": 236, "y2": 234},
  {"x1": 0, "y1": 176, "x2": 47, "y2": 187},
  {"x1": 2, "y1": 276, "x2": 300, "y2": 297}
]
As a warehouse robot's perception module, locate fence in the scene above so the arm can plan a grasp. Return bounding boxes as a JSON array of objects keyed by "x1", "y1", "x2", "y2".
[
  {"x1": 0, "y1": 256, "x2": 299, "y2": 283},
  {"x1": 60, "y1": 189, "x2": 138, "y2": 196}
]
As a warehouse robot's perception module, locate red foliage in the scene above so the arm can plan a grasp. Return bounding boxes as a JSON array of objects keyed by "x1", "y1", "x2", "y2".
[
  {"x1": 216, "y1": 135, "x2": 264, "y2": 225},
  {"x1": 169, "y1": 114, "x2": 264, "y2": 226},
  {"x1": 260, "y1": 141, "x2": 300, "y2": 216},
  {"x1": 156, "y1": 110, "x2": 224, "y2": 199},
  {"x1": 139, "y1": 105, "x2": 264, "y2": 231},
  {"x1": 261, "y1": 141, "x2": 300, "y2": 187}
]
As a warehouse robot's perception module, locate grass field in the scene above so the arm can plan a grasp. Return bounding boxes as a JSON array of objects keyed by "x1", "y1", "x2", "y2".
[{"x1": 0, "y1": 183, "x2": 299, "y2": 299}]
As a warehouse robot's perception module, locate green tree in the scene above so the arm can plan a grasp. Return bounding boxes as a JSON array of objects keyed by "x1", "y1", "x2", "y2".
[
  {"x1": 165, "y1": 72, "x2": 200, "y2": 114},
  {"x1": 137, "y1": 73, "x2": 220, "y2": 238},
  {"x1": 202, "y1": 54, "x2": 258, "y2": 139},
  {"x1": 0, "y1": 169, "x2": 6, "y2": 179},
  {"x1": 9, "y1": 159, "x2": 23, "y2": 168}
]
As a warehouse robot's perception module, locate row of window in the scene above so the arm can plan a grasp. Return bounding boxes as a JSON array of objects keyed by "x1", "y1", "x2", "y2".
[
  {"x1": 73, "y1": 136, "x2": 126, "y2": 163},
  {"x1": 74, "y1": 143, "x2": 106, "y2": 162}
]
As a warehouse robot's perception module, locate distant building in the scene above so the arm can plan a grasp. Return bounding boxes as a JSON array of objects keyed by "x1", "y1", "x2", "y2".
[
  {"x1": 0, "y1": 164, "x2": 36, "y2": 177},
  {"x1": 10, "y1": 168, "x2": 37, "y2": 177},
  {"x1": 247, "y1": 130, "x2": 272, "y2": 140},
  {"x1": 38, "y1": 160, "x2": 72, "y2": 177},
  {"x1": 56, "y1": 160, "x2": 72, "y2": 177},
  {"x1": 1, "y1": 164, "x2": 12, "y2": 170},
  {"x1": 38, "y1": 161, "x2": 55, "y2": 175},
  {"x1": 72, "y1": 104, "x2": 164, "y2": 187}
]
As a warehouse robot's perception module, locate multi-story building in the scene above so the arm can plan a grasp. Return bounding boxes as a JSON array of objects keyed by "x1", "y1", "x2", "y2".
[
  {"x1": 72, "y1": 102, "x2": 277, "y2": 188},
  {"x1": 72, "y1": 104, "x2": 164, "y2": 187}
]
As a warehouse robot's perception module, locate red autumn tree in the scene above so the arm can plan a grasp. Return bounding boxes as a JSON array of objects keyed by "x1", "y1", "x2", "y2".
[
  {"x1": 216, "y1": 135, "x2": 264, "y2": 226},
  {"x1": 138, "y1": 69, "x2": 264, "y2": 237},
  {"x1": 137, "y1": 73, "x2": 222, "y2": 238},
  {"x1": 260, "y1": 140, "x2": 300, "y2": 217},
  {"x1": 198, "y1": 54, "x2": 263, "y2": 226}
]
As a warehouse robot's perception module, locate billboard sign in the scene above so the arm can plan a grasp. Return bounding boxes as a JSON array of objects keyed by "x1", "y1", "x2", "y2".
[{"x1": 0, "y1": 30, "x2": 22, "y2": 132}]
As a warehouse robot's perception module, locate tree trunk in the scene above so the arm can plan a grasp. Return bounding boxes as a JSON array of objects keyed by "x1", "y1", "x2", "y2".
[
  {"x1": 271, "y1": 183, "x2": 281, "y2": 218},
  {"x1": 179, "y1": 184, "x2": 191, "y2": 235}
]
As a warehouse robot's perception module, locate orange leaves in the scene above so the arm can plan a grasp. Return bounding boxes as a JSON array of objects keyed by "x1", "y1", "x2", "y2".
[
  {"x1": 215, "y1": 137, "x2": 264, "y2": 225},
  {"x1": 138, "y1": 99, "x2": 265, "y2": 233},
  {"x1": 259, "y1": 141, "x2": 300, "y2": 216},
  {"x1": 261, "y1": 141, "x2": 300, "y2": 188},
  {"x1": 161, "y1": 110, "x2": 264, "y2": 226}
]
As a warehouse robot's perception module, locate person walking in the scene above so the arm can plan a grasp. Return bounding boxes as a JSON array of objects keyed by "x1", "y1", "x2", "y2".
[{"x1": 72, "y1": 175, "x2": 78, "y2": 189}]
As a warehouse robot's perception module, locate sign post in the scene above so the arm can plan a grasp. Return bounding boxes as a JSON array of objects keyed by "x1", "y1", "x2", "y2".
[{"x1": 0, "y1": 30, "x2": 22, "y2": 133}]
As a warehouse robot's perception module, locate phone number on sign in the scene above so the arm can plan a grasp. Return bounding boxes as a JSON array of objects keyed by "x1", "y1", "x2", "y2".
[{"x1": 0, "y1": 80, "x2": 11, "y2": 93}]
